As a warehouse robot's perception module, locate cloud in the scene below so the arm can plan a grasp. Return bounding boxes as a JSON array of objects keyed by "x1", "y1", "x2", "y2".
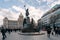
[
  {"x1": 12, "y1": 5, "x2": 44, "y2": 21},
  {"x1": 4, "y1": 0, "x2": 10, "y2": 2},
  {"x1": 12, "y1": 6, "x2": 25, "y2": 13},
  {"x1": 0, "y1": 15, "x2": 4, "y2": 20},
  {"x1": 0, "y1": 8, "x2": 20, "y2": 25},
  {"x1": 28, "y1": 6, "x2": 44, "y2": 17},
  {"x1": 0, "y1": 0, "x2": 60, "y2": 25},
  {"x1": 47, "y1": 0, "x2": 54, "y2": 3},
  {"x1": 0, "y1": 8, "x2": 15, "y2": 19},
  {"x1": 18, "y1": 0, "x2": 25, "y2": 3},
  {"x1": 49, "y1": 0, "x2": 60, "y2": 8},
  {"x1": 12, "y1": 5, "x2": 45, "y2": 23},
  {"x1": 12, "y1": 5, "x2": 26, "y2": 17},
  {"x1": 36, "y1": 0, "x2": 41, "y2": 3},
  {"x1": 0, "y1": 15, "x2": 4, "y2": 25},
  {"x1": 36, "y1": 0, "x2": 57, "y2": 8},
  {"x1": 28, "y1": 6, "x2": 44, "y2": 22}
]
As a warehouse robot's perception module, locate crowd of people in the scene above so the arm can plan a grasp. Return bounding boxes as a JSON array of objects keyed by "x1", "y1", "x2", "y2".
[
  {"x1": 54, "y1": 27, "x2": 60, "y2": 35},
  {"x1": 46, "y1": 25, "x2": 60, "y2": 38},
  {"x1": 0, "y1": 25, "x2": 60, "y2": 40}
]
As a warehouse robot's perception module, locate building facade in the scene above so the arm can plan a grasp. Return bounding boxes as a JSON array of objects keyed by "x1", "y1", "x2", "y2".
[
  {"x1": 38, "y1": 4, "x2": 60, "y2": 27},
  {"x1": 3, "y1": 13, "x2": 24, "y2": 29}
]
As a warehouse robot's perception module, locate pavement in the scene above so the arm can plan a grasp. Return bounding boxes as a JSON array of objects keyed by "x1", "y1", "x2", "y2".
[
  {"x1": 0, "y1": 31, "x2": 60, "y2": 40},
  {"x1": 19, "y1": 31, "x2": 45, "y2": 35}
]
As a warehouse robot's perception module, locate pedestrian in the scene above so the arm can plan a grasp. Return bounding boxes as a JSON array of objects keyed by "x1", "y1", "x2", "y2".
[
  {"x1": 1, "y1": 27, "x2": 7, "y2": 39},
  {"x1": 54, "y1": 27, "x2": 58, "y2": 36},
  {"x1": 7, "y1": 29, "x2": 11, "y2": 34},
  {"x1": 51, "y1": 28, "x2": 54, "y2": 35},
  {"x1": 58, "y1": 28, "x2": 60, "y2": 35},
  {"x1": 46, "y1": 26, "x2": 52, "y2": 38}
]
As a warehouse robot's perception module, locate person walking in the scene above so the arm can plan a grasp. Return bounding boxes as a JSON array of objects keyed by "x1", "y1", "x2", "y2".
[
  {"x1": 46, "y1": 26, "x2": 52, "y2": 38},
  {"x1": 55, "y1": 27, "x2": 58, "y2": 36},
  {"x1": 1, "y1": 27, "x2": 7, "y2": 39},
  {"x1": 51, "y1": 28, "x2": 54, "y2": 35}
]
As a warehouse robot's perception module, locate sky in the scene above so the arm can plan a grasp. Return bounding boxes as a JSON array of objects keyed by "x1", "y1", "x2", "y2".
[{"x1": 0, "y1": 0, "x2": 60, "y2": 25}]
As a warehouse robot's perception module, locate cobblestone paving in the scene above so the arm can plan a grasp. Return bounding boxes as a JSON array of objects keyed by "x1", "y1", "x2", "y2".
[{"x1": 0, "y1": 31, "x2": 60, "y2": 40}]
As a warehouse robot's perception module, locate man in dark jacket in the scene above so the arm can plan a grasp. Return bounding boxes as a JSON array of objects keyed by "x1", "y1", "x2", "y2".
[
  {"x1": 1, "y1": 27, "x2": 7, "y2": 39},
  {"x1": 46, "y1": 26, "x2": 52, "y2": 38}
]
